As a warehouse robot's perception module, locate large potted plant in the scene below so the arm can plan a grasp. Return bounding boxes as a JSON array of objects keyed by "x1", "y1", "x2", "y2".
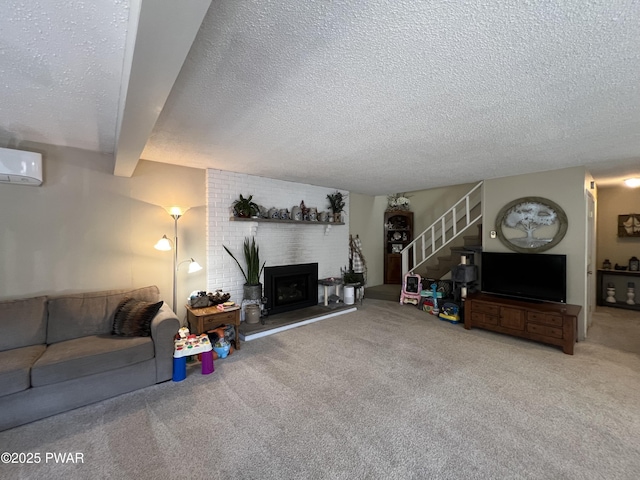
[
  {"x1": 224, "y1": 237, "x2": 266, "y2": 306},
  {"x1": 327, "y1": 190, "x2": 347, "y2": 222}
]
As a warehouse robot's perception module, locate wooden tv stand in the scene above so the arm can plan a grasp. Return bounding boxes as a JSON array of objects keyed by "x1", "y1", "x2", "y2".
[{"x1": 464, "y1": 293, "x2": 580, "y2": 355}]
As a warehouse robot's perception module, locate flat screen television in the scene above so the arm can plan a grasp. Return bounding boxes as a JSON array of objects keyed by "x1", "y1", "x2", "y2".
[{"x1": 481, "y1": 252, "x2": 567, "y2": 303}]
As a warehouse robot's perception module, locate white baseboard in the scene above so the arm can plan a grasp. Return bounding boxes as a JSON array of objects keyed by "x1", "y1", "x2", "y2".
[{"x1": 240, "y1": 307, "x2": 357, "y2": 341}]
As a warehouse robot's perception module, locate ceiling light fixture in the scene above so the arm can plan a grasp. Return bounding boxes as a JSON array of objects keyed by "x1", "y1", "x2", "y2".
[{"x1": 624, "y1": 178, "x2": 640, "y2": 188}]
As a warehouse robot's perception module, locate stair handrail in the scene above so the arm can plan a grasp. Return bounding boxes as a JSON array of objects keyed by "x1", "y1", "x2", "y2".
[{"x1": 402, "y1": 181, "x2": 483, "y2": 276}]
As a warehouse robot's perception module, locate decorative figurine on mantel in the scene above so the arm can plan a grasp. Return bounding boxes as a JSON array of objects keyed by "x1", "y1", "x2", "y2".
[
  {"x1": 606, "y1": 283, "x2": 616, "y2": 303},
  {"x1": 300, "y1": 200, "x2": 309, "y2": 220}
]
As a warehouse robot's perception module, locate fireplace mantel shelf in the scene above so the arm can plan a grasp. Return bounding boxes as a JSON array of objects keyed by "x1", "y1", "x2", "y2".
[
  {"x1": 230, "y1": 217, "x2": 344, "y2": 226},
  {"x1": 230, "y1": 216, "x2": 344, "y2": 234}
]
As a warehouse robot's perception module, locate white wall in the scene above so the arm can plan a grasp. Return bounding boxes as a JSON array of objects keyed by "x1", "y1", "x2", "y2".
[
  {"x1": 348, "y1": 192, "x2": 386, "y2": 286},
  {"x1": 0, "y1": 143, "x2": 206, "y2": 322},
  {"x1": 206, "y1": 169, "x2": 349, "y2": 306},
  {"x1": 406, "y1": 182, "x2": 479, "y2": 236}
]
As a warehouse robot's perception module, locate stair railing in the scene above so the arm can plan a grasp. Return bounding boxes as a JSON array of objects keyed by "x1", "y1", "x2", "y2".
[{"x1": 402, "y1": 181, "x2": 483, "y2": 276}]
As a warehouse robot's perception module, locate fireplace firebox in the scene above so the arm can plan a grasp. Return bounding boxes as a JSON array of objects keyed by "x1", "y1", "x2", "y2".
[{"x1": 264, "y1": 263, "x2": 318, "y2": 315}]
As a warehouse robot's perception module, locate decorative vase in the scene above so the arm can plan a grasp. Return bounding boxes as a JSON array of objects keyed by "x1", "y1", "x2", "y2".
[
  {"x1": 291, "y1": 205, "x2": 302, "y2": 221},
  {"x1": 334, "y1": 212, "x2": 341, "y2": 222},
  {"x1": 243, "y1": 283, "x2": 262, "y2": 301}
]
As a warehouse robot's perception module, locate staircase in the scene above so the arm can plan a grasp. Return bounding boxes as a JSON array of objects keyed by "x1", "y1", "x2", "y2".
[
  {"x1": 401, "y1": 181, "x2": 483, "y2": 278},
  {"x1": 366, "y1": 182, "x2": 483, "y2": 302},
  {"x1": 414, "y1": 224, "x2": 482, "y2": 280},
  {"x1": 365, "y1": 229, "x2": 482, "y2": 302}
]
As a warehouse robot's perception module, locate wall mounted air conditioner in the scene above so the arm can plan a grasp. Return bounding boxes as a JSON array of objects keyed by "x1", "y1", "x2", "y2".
[{"x1": 0, "y1": 147, "x2": 43, "y2": 186}]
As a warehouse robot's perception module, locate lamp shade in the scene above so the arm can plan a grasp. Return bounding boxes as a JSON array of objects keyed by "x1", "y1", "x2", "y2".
[
  {"x1": 154, "y1": 235, "x2": 172, "y2": 251},
  {"x1": 188, "y1": 259, "x2": 203, "y2": 273},
  {"x1": 163, "y1": 206, "x2": 190, "y2": 218}
]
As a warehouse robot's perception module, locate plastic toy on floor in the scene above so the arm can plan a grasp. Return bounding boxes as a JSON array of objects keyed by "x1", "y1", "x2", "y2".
[
  {"x1": 420, "y1": 287, "x2": 442, "y2": 313},
  {"x1": 400, "y1": 272, "x2": 422, "y2": 305},
  {"x1": 430, "y1": 282, "x2": 440, "y2": 315},
  {"x1": 173, "y1": 329, "x2": 212, "y2": 357},
  {"x1": 422, "y1": 297, "x2": 435, "y2": 314},
  {"x1": 438, "y1": 302, "x2": 461, "y2": 324},
  {"x1": 172, "y1": 327, "x2": 214, "y2": 381},
  {"x1": 206, "y1": 324, "x2": 236, "y2": 359}
]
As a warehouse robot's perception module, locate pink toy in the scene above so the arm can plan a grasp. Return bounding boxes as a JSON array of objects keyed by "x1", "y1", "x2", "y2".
[{"x1": 400, "y1": 272, "x2": 422, "y2": 305}]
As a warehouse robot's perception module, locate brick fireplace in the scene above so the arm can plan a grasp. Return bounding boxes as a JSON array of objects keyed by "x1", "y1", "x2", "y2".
[{"x1": 206, "y1": 169, "x2": 349, "y2": 308}]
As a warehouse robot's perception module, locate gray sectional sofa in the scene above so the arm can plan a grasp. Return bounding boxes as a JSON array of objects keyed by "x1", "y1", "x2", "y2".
[{"x1": 0, "y1": 286, "x2": 180, "y2": 431}]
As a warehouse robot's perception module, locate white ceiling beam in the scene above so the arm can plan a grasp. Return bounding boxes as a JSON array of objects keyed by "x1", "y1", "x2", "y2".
[{"x1": 113, "y1": 0, "x2": 212, "y2": 177}]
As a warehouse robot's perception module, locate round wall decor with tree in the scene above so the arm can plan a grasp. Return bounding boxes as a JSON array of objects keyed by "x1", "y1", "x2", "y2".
[{"x1": 495, "y1": 196, "x2": 568, "y2": 253}]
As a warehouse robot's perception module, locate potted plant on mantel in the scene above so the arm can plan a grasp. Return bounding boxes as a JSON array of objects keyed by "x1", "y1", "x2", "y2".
[
  {"x1": 223, "y1": 237, "x2": 266, "y2": 310},
  {"x1": 232, "y1": 194, "x2": 259, "y2": 218},
  {"x1": 327, "y1": 190, "x2": 347, "y2": 222}
]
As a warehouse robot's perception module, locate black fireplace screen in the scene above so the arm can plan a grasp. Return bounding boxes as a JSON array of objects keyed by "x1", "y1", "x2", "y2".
[
  {"x1": 264, "y1": 263, "x2": 318, "y2": 315},
  {"x1": 275, "y1": 274, "x2": 307, "y2": 306}
]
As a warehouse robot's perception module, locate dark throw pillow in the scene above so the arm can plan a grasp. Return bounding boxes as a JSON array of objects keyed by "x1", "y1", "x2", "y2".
[{"x1": 112, "y1": 298, "x2": 163, "y2": 337}]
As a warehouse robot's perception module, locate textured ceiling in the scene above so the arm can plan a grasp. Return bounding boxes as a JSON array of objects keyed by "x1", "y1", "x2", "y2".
[
  {"x1": 2, "y1": 1, "x2": 639, "y2": 195},
  {"x1": 1, "y1": 0, "x2": 129, "y2": 152}
]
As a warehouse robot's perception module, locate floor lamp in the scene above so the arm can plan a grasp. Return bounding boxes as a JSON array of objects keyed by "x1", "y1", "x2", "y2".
[{"x1": 154, "y1": 207, "x2": 202, "y2": 313}]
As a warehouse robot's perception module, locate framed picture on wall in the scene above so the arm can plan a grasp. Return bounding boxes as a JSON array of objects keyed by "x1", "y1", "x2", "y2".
[
  {"x1": 495, "y1": 196, "x2": 568, "y2": 253},
  {"x1": 618, "y1": 214, "x2": 640, "y2": 237}
]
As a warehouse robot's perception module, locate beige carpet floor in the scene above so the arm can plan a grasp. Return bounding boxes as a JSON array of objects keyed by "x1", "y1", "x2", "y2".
[{"x1": 1, "y1": 301, "x2": 639, "y2": 479}]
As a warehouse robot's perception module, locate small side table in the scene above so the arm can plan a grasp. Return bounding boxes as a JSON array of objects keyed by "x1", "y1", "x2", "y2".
[
  {"x1": 318, "y1": 277, "x2": 343, "y2": 306},
  {"x1": 185, "y1": 305, "x2": 241, "y2": 350}
]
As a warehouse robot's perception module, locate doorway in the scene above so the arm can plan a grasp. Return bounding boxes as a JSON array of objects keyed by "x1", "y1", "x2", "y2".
[{"x1": 585, "y1": 190, "x2": 596, "y2": 336}]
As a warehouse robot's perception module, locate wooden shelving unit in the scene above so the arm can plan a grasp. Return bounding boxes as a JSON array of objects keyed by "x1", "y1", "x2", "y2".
[{"x1": 384, "y1": 211, "x2": 413, "y2": 284}]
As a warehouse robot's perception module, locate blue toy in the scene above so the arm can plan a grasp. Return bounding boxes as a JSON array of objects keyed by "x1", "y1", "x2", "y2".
[
  {"x1": 438, "y1": 302, "x2": 461, "y2": 324},
  {"x1": 431, "y1": 283, "x2": 439, "y2": 315}
]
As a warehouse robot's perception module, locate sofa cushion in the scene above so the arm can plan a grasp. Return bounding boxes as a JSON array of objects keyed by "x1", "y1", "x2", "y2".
[
  {"x1": 0, "y1": 345, "x2": 46, "y2": 397},
  {"x1": 31, "y1": 335, "x2": 154, "y2": 387},
  {"x1": 0, "y1": 296, "x2": 47, "y2": 351},
  {"x1": 47, "y1": 286, "x2": 160, "y2": 344},
  {"x1": 112, "y1": 298, "x2": 164, "y2": 337}
]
